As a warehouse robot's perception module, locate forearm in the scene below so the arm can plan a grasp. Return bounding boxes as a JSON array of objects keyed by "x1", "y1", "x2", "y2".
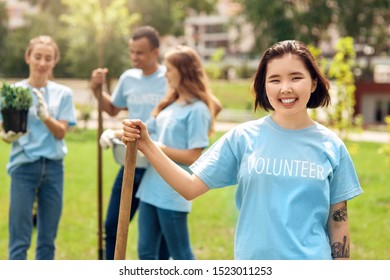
[
  {"x1": 141, "y1": 140, "x2": 208, "y2": 200},
  {"x1": 92, "y1": 87, "x2": 121, "y2": 116},
  {"x1": 112, "y1": 129, "x2": 123, "y2": 139},
  {"x1": 90, "y1": 68, "x2": 120, "y2": 116},
  {"x1": 122, "y1": 119, "x2": 209, "y2": 199},
  {"x1": 0, "y1": 123, "x2": 7, "y2": 143},
  {"x1": 43, "y1": 118, "x2": 68, "y2": 140},
  {"x1": 159, "y1": 145, "x2": 203, "y2": 165},
  {"x1": 328, "y1": 201, "x2": 350, "y2": 259}
]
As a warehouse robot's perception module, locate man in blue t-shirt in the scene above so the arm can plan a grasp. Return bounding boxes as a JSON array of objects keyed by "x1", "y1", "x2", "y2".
[{"x1": 90, "y1": 26, "x2": 169, "y2": 260}]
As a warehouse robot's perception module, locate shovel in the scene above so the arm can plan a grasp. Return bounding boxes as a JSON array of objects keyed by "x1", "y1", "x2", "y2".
[{"x1": 114, "y1": 140, "x2": 138, "y2": 260}]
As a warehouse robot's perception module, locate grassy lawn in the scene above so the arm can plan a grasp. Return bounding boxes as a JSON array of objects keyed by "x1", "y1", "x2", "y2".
[
  {"x1": 210, "y1": 79, "x2": 267, "y2": 122},
  {"x1": 0, "y1": 129, "x2": 237, "y2": 260},
  {"x1": 211, "y1": 79, "x2": 254, "y2": 111},
  {"x1": 346, "y1": 141, "x2": 390, "y2": 259},
  {"x1": 0, "y1": 128, "x2": 389, "y2": 260}
]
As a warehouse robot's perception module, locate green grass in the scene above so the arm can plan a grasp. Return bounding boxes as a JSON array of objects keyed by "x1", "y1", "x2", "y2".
[
  {"x1": 345, "y1": 141, "x2": 390, "y2": 259},
  {"x1": 0, "y1": 129, "x2": 237, "y2": 260},
  {"x1": 211, "y1": 79, "x2": 255, "y2": 111},
  {"x1": 211, "y1": 79, "x2": 267, "y2": 122},
  {"x1": 0, "y1": 130, "x2": 389, "y2": 260}
]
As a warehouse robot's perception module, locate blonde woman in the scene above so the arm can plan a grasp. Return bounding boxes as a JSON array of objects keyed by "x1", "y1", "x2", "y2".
[{"x1": 0, "y1": 35, "x2": 76, "y2": 259}]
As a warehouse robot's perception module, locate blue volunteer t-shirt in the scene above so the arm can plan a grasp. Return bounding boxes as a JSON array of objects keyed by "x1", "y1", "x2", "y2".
[
  {"x1": 137, "y1": 100, "x2": 212, "y2": 212},
  {"x1": 111, "y1": 65, "x2": 167, "y2": 121},
  {"x1": 1, "y1": 80, "x2": 77, "y2": 175},
  {"x1": 190, "y1": 115, "x2": 363, "y2": 260}
]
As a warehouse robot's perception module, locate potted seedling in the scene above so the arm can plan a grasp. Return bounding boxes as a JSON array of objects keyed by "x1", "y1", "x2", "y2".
[{"x1": 0, "y1": 81, "x2": 33, "y2": 133}]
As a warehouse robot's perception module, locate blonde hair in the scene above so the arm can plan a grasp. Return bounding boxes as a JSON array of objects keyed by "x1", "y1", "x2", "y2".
[
  {"x1": 25, "y1": 36, "x2": 61, "y2": 80},
  {"x1": 153, "y1": 45, "x2": 215, "y2": 132},
  {"x1": 25, "y1": 35, "x2": 61, "y2": 63}
]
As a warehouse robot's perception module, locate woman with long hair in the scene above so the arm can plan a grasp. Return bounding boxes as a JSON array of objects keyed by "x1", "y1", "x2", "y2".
[{"x1": 135, "y1": 45, "x2": 215, "y2": 260}]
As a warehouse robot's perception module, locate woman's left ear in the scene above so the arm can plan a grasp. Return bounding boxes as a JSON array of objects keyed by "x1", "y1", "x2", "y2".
[
  {"x1": 25, "y1": 53, "x2": 30, "y2": 65},
  {"x1": 311, "y1": 79, "x2": 317, "y2": 93}
]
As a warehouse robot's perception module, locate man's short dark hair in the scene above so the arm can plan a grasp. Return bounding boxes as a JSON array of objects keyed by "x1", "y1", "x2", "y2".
[{"x1": 132, "y1": 26, "x2": 160, "y2": 49}]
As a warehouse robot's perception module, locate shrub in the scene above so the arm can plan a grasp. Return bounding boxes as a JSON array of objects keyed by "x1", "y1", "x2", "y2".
[{"x1": 0, "y1": 81, "x2": 33, "y2": 110}]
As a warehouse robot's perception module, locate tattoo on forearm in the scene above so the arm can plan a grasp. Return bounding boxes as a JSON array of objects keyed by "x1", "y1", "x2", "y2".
[
  {"x1": 331, "y1": 236, "x2": 350, "y2": 258},
  {"x1": 332, "y1": 204, "x2": 348, "y2": 222}
]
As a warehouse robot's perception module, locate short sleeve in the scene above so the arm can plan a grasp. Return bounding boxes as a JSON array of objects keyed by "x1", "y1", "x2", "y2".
[
  {"x1": 329, "y1": 149, "x2": 363, "y2": 204},
  {"x1": 145, "y1": 117, "x2": 157, "y2": 140},
  {"x1": 190, "y1": 130, "x2": 239, "y2": 189},
  {"x1": 58, "y1": 90, "x2": 77, "y2": 126},
  {"x1": 111, "y1": 74, "x2": 127, "y2": 108},
  {"x1": 186, "y1": 104, "x2": 211, "y2": 149}
]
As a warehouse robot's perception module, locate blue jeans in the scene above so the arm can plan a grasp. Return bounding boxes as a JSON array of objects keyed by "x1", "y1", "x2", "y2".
[
  {"x1": 138, "y1": 202, "x2": 195, "y2": 260},
  {"x1": 9, "y1": 158, "x2": 64, "y2": 260},
  {"x1": 104, "y1": 167, "x2": 170, "y2": 260}
]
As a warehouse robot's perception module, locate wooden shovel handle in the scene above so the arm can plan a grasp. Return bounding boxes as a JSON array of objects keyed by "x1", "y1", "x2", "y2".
[{"x1": 114, "y1": 140, "x2": 138, "y2": 260}]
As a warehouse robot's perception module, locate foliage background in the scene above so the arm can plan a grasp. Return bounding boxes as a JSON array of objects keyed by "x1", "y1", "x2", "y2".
[{"x1": 1, "y1": 0, "x2": 389, "y2": 79}]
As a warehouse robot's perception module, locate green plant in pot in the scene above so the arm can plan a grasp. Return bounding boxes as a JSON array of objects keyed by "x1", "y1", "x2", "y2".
[{"x1": 0, "y1": 81, "x2": 33, "y2": 133}]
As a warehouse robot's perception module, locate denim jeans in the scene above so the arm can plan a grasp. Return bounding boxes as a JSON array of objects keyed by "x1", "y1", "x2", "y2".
[
  {"x1": 138, "y1": 201, "x2": 195, "y2": 260},
  {"x1": 104, "y1": 167, "x2": 170, "y2": 260},
  {"x1": 9, "y1": 158, "x2": 64, "y2": 260}
]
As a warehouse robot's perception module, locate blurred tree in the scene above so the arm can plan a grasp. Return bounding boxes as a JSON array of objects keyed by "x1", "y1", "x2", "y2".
[
  {"x1": 1, "y1": 28, "x2": 30, "y2": 78},
  {"x1": 0, "y1": 2, "x2": 8, "y2": 75},
  {"x1": 60, "y1": 0, "x2": 140, "y2": 78},
  {"x1": 239, "y1": 0, "x2": 390, "y2": 59},
  {"x1": 334, "y1": 0, "x2": 390, "y2": 56},
  {"x1": 0, "y1": 0, "x2": 69, "y2": 77},
  {"x1": 310, "y1": 37, "x2": 363, "y2": 140},
  {"x1": 205, "y1": 48, "x2": 225, "y2": 79},
  {"x1": 334, "y1": 0, "x2": 390, "y2": 81},
  {"x1": 25, "y1": 0, "x2": 70, "y2": 77},
  {"x1": 128, "y1": 0, "x2": 217, "y2": 36},
  {"x1": 0, "y1": 0, "x2": 216, "y2": 78},
  {"x1": 2, "y1": 0, "x2": 389, "y2": 78},
  {"x1": 326, "y1": 37, "x2": 362, "y2": 140},
  {"x1": 27, "y1": 0, "x2": 65, "y2": 16},
  {"x1": 238, "y1": 0, "x2": 334, "y2": 52}
]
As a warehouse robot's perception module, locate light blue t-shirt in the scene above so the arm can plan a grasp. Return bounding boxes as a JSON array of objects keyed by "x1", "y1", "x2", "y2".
[
  {"x1": 1, "y1": 80, "x2": 77, "y2": 175},
  {"x1": 111, "y1": 65, "x2": 167, "y2": 121},
  {"x1": 190, "y1": 115, "x2": 363, "y2": 260},
  {"x1": 137, "y1": 100, "x2": 212, "y2": 212}
]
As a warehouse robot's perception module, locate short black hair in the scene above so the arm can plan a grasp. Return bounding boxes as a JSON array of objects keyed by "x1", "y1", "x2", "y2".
[
  {"x1": 253, "y1": 40, "x2": 331, "y2": 112},
  {"x1": 131, "y1": 26, "x2": 160, "y2": 49}
]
